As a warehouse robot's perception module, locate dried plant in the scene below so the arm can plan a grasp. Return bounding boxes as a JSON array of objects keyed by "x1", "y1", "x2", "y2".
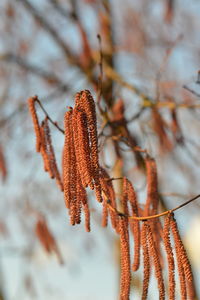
[
  {"x1": 28, "y1": 89, "x2": 199, "y2": 300},
  {"x1": 2, "y1": 1, "x2": 200, "y2": 299}
]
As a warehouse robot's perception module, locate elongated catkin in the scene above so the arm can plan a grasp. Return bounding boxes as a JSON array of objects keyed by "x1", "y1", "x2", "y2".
[
  {"x1": 28, "y1": 97, "x2": 41, "y2": 152},
  {"x1": 163, "y1": 215, "x2": 175, "y2": 300}
]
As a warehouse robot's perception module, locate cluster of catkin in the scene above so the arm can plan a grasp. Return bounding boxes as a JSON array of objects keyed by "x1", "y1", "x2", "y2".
[
  {"x1": 28, "y1": 91, "x2": 195, "y2": 300},
  {"x1": 62, "y1": 90, "x2": 103, "y2": 228},
  {"x1": 139, "y1": 157, "x2": 194, "y2": 300}
]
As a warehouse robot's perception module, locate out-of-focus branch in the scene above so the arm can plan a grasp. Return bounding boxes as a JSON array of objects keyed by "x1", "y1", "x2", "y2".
[
  {"x1": 0, "y1": 53, "x2": 69, "y2": 92},
  {"x1": 48, "y1": 0, "x2": 76, "y2": 20},
  {"x1": 16, "y1": 0, "x2": 76, "y2": 62},
  {"x1": 183, "y1": 85, "x2": 200, "y2": 98},
  {"x1": 16, "y1": 0, "x2": 98, "y2": 87},
  {"x1": 34, "y1": 96, "x2": 64, "y2": 134}
]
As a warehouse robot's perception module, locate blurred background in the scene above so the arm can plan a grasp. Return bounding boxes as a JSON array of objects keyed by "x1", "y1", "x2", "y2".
[{"x1": 0, "y1": 0, "x2": 200, "y2": 299}]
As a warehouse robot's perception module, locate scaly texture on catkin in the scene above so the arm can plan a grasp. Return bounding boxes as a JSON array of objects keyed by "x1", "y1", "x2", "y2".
[
  {"x1": 100, "y1": 167, "x2": 118, "y2": 229},
  {"x1": 75, "y1": 90, "x2": 102, "y2": 202},
  {"x1": 145, "y1": 222, "x2": 165, "y2": 300},
  {"x1": 72, "y1": 108, "x2": 94, "y2": 189},
  {"x1": 125, "y1": 178, "x2": 140, "y2": 272},
  {"x1": 144, "y1": 156, "x2": 159, "y2": 215},
  {"x1": 170, "y1": 214, "x2": 194, "y2": 299},
  {"x1": 43, "y1": 118, "x2": 63, "y2": 191},
  {"x1": 28, "y1": 97, "x2": 41, "y2": 152},
  {"x1": 141, "y1": 222, "x2": 150, "y2": 300},
  {"x1": 119, "y1": 216, "x2": 131, "y2": 300},
  {"x1": 63, "y1": 109, "x2": 76, "y2": 210},
  {"x1": 163, "y1": 215, "x2": 175, "y2": 300}
]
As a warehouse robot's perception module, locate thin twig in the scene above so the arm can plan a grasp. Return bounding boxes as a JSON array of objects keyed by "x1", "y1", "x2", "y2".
[
  {"x1": 34, "y1": 96, "x2": 64, "y2": 134},
  {"x1": 183, "y1": 85, "x2": 200, "y2": 98},
  {"x1": 107, "y1": 194, "x2": 200, "y2": 221}
]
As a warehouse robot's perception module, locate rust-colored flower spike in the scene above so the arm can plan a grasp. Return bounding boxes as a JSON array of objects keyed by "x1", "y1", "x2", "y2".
[
  {"x1": 170, "y1": 214, "x2": 194, "y2": 299},
  {"x1": 145, "y1": 221, "x2": 165, "y2": 300},
  {"x1": 101, "y1": 192, "x2": 108, "y2": 227},
  {"x1": 123, "y1": 178, "x2": 140, "y2": 272},
  {"x1": 83, "y1": 202, "x2": 90, "y2": 232},
  {"x1": 121, "y1": 177, "x2": 130, "y2": 216},
  {"x1": 28, "y1": 96, "x2": 41, "y2": 152},
  {"x1": 144, "y1": 156, "x2": 159, "y2": 215},
  {"x1": 72, "y1": 108, "x2": 94, "y2": 190},
  {"x1": 141, "y1": 222, "x2": 150, "y2": 300},
  {"x1": 42, "y1": 120, "x2": 55, "y2": 178},
  {"x1": 63, "y1": 109, "x2": 77, "y2": 211},
  {"x1": 40, "y1": 123, "x2": 49, "y2": 173},
  {"x1": 100, "y1": 167, "x2": 118, "y2": 230},
  {"x1": 75, "y1": 168, "x2": 88, "y2": 225},
  {"x1": 163, "y1": 214, "x2": 175, "y2": 300},
  {"x1": 119, "y1": 216, "x2": 131, "y2": 300},
  {"x1": 75, "y1": 90, "x2": 102, "y2": 202},
  {"x1": 43, "y1": 118, "x2": 63, "y2": 191},
  {"x1": 35, "y1": 217, "x2": 63, "y2": 264}
]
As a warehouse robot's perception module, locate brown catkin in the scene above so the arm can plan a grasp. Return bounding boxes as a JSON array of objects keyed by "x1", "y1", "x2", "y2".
[
  {"x1": 163, "y1": 215, "x2": 175, "y2": 300},
  {"x1": 144, "y1": 157, "x2": 159, "y2": 215},
  {"x1": 69, "y1": 125, "x2": 78, "y2": 226},
  {"x1": 75, "y1": 90, "x2": 102, "y2": 202},
  {"x1": 83, "y1": 203, "x2": 90, "y2": 232},
  {"x1": 150, "y1": 217, "x2": 164, "y2": 270},
  {"x1": 100, "y1": 168, "x2": 118, "y2": 230},
  {"x1": 43, "y1": 118, "x2": 63, "y2": 191},
  {"x1": 41, "y1": 120, "x2": 55, "y2": 178},
  {"x1": 28, "y1": 97, "x2": 41, "y2": 152},
  {"x1": 40, "y1": 123, "x2": 49, "y2": 172},
  {"x1": 145, "y1": 222, "x2": 165, "y2": 300},
  {"x1": 101, "y1": 197, "x2": 108, "y2": 227},
  {"x1": 119, "y1": 216, "x2": 131, "y2": 300},
  {"x1": 126, "y1": 179, "x2": 140, "y2": 272},
  {"x1": 171, "y1": 218, "x2": 193, "y2": 283},
  {"x1": 74, "y1": 170, "x2": 82, "y2": 224},
  {"x1": 35, "y1": 217, "x2": 63, "y2": 264},
  {"x1": 73, "y1": 108, "x2": 94, "y2": 189},
  {"x1": 141, "y1": 222, "x2": 150, "y2": 300},
  {"x1": 122, "y1": 177, "x2": 129, "y2": 216},
  {"x1": 63, "y1": 109, "x2": 77, "y2": 210},
  {"x1": 170, "y1": 215, "x2": 194, "y2": 299},
  {"x1": 71, "y1": 108, "x2": 87, "y2": 187}
]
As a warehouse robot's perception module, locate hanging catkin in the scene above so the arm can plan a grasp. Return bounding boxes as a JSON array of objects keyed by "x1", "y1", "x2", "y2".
[
  {"x1": 28, "y1": 97, "x2": 41, "y2": 152},
  {"x1": 170, "y1": 214, "x2": 194, "y2": 299},
  {"x1": 43, "y1": 118, "x2": 63, "y2": 191},
  {"x1": 75, "y1": 90, "x2": 102, "y2": 202},
  {"x1": 100, "y1": 167, "x2": 118, "y2": 229},
  {"x1": 63, "y1": 109, "x2": 77, "y2": 212},
  {"x1": 141, "y1": 222, "x2": 150, "y2": 300},
  {"x1": 40, "y1": 121, "x2": 50, "y2": 173},
  {"x1": 119, "y1": 216, "x2": 131, "y2": 300},
  {"x1": 72, "y1": 108, "x2": 94, "y2": 189},
  {"x1": 144, "y1": 156, "x2": 159, "y2": 215},
  {"x1": 35, "y1": 217, "x2": 63, "y2": 264},
  {"x1": 163, "y1": 214, "x2": 175, "y2": 300},
  {"x1": 125, "y1": 178, "x2": 140, "y2": 272},
  {"x1": 145, "y1": 222, "x2": 165, "y2": 300}
]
